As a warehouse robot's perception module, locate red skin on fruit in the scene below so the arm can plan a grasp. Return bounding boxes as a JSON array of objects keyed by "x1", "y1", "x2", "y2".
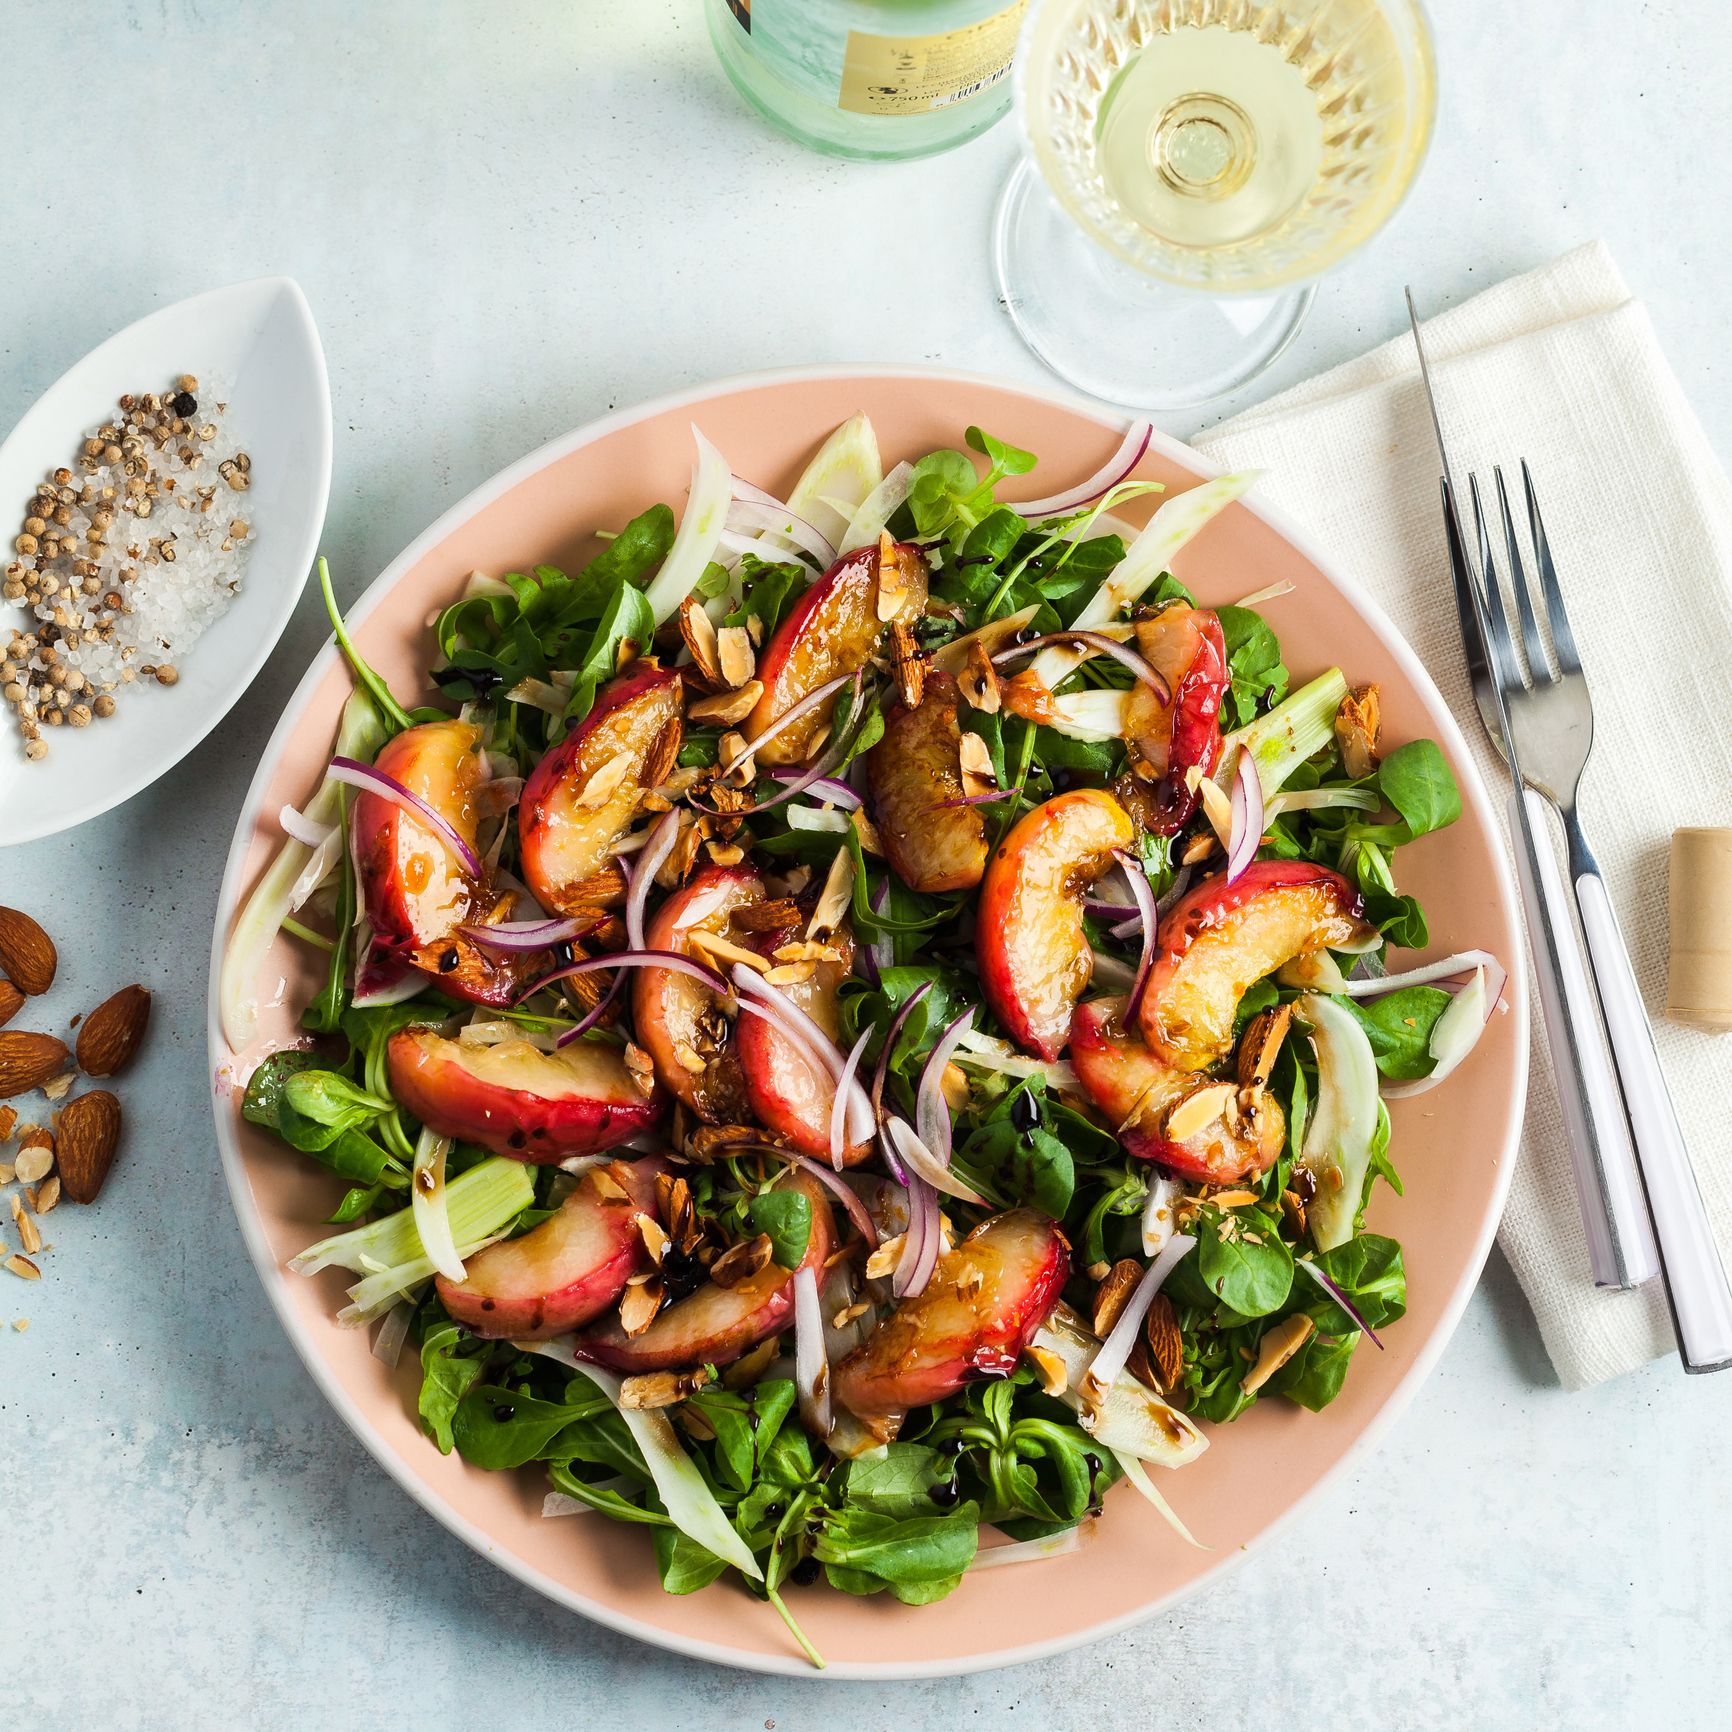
[
  {"x1": 1070, "y1": 998, "x2": 1283, "y2": 1184},
  {"x1": 1139, "y1": 861, "x2": 1371, "y2": 1072},
  {"x1": 833, "y1": 1210, "x2": 1070, "y2": 1422},
  {"x1": 354, "y1": 718, "x2": 534, "y2": 1006},
  {"x1": 1123, "y1": 606, "x2": 1229, "y2": 835},
  {"x1": 631, "y1": 863, "x2": 763, "y2": 1120},
  {"x1": 387, "y1": 1026, "x2": 665, "y2": 1162},
  {"x1": 976, "y1": 788, "x2": 1137, "y2": 1060},
  {"x1": 746, "y1": 540, "x2": 929, "y2": 767},
  {"x1": 579, "y1": 1168, "x2": 836, "y2": 1370},
  {"x1": 736, "y1": 924, "x2": 872, "y2": 1165},
  {"x1": 865, "y1": 670, "x2": 989, "y2": 894},
  {"x1": 518, "y1": 664, "x2": 682, "y2": 917},
  {"x1": 435, "y1": 1157, "x2": 664, "y2": 1339}
]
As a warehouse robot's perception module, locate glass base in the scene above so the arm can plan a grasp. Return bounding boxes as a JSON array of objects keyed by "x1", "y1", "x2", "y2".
[{"x1": 992, "y1": 160, "x2": 1315, "y2": 413}]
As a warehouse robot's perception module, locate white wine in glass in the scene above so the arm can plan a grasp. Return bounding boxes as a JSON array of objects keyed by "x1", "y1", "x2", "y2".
[{"x1": 995, "y1": 0, "x2": 1435, "y2": 410}]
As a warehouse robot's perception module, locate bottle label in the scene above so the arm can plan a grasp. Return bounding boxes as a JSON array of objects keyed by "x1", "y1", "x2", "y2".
[{"x1": 838, "y1": 2, "x2": 1026, "y2": 116}]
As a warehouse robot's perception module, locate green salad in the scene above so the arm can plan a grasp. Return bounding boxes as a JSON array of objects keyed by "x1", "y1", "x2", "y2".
[{"x1": 221, "y1": 414, "x2": 1500, "y2": 1667}]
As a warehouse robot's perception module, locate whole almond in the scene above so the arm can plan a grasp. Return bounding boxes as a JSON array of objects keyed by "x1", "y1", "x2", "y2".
[
  {"x1": 0, "y1": 978, "x2": 24, "y2": 1029},
  {"x1": 0, "y1": 1031, "x2": 72, "y2": 1099},
  {"x1": 55, "y1": 1089, "x2": 122, "y2": 1204},
  {"x1": 76, "y1": 984, "x2": 152, "y2": 1078},
  {"x1": 0, "y1": 908, "x2": 56, "y2": 996}
]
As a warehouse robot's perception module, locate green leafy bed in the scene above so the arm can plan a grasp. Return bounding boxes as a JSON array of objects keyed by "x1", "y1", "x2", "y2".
[{"x1": 235, "y1": 420, "x2": 1472, "y2": 1666}]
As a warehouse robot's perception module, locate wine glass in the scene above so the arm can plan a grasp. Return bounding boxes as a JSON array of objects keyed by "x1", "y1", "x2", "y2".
[{"x1": 993, "y1": 0, "x2": 1436, "y2": 411}]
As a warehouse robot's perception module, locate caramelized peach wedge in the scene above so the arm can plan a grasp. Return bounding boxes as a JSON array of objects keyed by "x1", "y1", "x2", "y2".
[{"x1": 249, "y1": 415, "x2": 1489, "y2": 1642}]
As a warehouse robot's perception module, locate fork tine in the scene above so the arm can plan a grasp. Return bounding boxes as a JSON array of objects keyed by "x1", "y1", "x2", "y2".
[
  {"x1": 1496, "y1": 467, "x2": 1553, "y2": 682},
  {"x1": 1470, "y1": 473, "x2": 1526, "y2": 695},
  {"x1": 1522, "y1": 460, "x2": 1583, "y2": 675}
]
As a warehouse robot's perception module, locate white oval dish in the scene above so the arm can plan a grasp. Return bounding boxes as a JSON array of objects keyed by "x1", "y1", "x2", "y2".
[{"x1": 0, "y1": 277, "x2": 331, "y2": 845}]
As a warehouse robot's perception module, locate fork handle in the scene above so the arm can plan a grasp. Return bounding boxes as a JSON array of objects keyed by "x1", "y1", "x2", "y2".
[
  {"x1": 1571, "y1": 840, "x2": 1732, "y2": 1372},
  {"x1": 1511, "y1": 788, "x2": 1657, "y2": 1289}
]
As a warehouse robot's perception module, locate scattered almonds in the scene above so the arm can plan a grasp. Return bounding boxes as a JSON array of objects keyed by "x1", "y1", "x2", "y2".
[
  {"x1": 1241, "y1": 1314, "x2": 1315, "y2": 1394},
  {"x1": 573, "y1": 754, "x2": 634, "y2": 810},
  {"x1": 710, "y1": 1232, "x2": 775, "y2": 1288},
  {"x1": 14, "y1": 1134, "x2": 53, "y2": 1186},
  {"x1": 5, "y1": 1254, "x2": 41, "y2": 1281},
  {"x1": 619, "y1": 1367, "x2": 710, "y2": 1409},
  {"x1": 886, "y1": 618, "x2": 924, "y2": 710},
  {"x1": 958, "y1": 642, "x2": 1002, "y2": 714},
  {"x1": 716, "y1": 625, "x2": 755, "y2": 689},
  {"x1": 689, "y1": 680, "x2": 762, "y2": 727},
  {"x1": 1164, "y1": 1082, "x2": 1236, "y2": 1143},
  {"x1": 0, "y1": 909, "x2": 57, "y2": 996},
  {"x1": 1237, "y1": 1002, "x2": 1292, "y2": 1090},
  {"x1": 618, "y1": 1275, "x2": 664, "y2": 1337},
  {"x1": 1091, "y1": 1259, "x2": 1143, "y2": 1338},
  {"x1": 11, "y1": 1195, "x2": 41, "y2": 1255},
  {"x1": 74, "y1": 983, "x2": 152, "y2": 1077},
  {"x1": 1028, "y1": 1343, "x2": 1069, "y2": 1397},
  {"x1": 957, "y1": 729, "x2": 996, "y2": 799},
  {"x1": 678, "y1": 595, "x2": 722, "y2": 685},
  {"x1": 1145, "y1": 1293, "x2": 1184, "y2": 1388}
]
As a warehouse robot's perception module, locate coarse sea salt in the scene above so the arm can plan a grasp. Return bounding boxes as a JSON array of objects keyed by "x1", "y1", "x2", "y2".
[{"x1": 1, "y1": 375, "x2": 257, "y2": 760}]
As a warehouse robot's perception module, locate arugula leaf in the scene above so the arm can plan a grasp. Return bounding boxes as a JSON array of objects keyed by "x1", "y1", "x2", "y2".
[
  {"x1": 723, "y1": 554, "x2": 806, "y2": 639},
  {"x1": 654, "y1": 1524, "x2": 732, "y2": 1595},
  {"x1": 1341, "y1": 986, "x2": 1452, "y2": 1079},
  {"x1": 561, "y1": 577, "x2": 656, "y2": 725},
  {"x1": 749, "y1": 1189, "x2": 813, "y2": 1268},
  {"x1": 956, "y1": 1117, "x2": 1075, "y2": 1217},
  {"x1": 685, "y1": 1380, "x2": 798, "y2": 1494},
  {"x1": 452, "y1": 1384, "x2": 603, "y2": 1471},
  {"x1": 1216, "y1": 604, "x2": 1290, "y2": 729},
  {"x1": 418, "y1": 1321, "x2": 489, "y2": 1454},
  {"x1": 1377, "y1": 740, "x2": 1461, "y2": 838},
  {"x1": 586, "y1": 504, "x2": 676, "y2": 590}
]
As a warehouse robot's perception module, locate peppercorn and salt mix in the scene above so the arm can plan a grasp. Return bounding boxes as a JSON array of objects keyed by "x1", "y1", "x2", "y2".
[{"x1": 2, "y1": 377, "x2": 257, "y2": 761}]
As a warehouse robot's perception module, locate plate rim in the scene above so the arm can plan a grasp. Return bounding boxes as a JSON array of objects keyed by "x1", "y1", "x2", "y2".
[
  {"x1": 3, "y1": 275, "x2": 333, "y2": 846},
  {"x1": 204, "y1": 361, "x2": 1528, "y2": 1679}
]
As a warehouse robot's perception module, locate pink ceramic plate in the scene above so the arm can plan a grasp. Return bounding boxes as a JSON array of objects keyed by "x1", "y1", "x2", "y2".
[{"x1": 206, "y1": 367, "x2": 1527, "y2": 1678}]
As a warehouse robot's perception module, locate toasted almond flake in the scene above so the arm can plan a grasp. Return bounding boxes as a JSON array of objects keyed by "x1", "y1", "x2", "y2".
[
  {"x1": 806, "y1": 846, "x2": 856, "y2": 942},
  {"x1": 1237, "y1": 1002, "x2": 1292, "y2": 1089},
  {"x1": 1208, "y1": 1188, "x2": 1261, "y2": 1209},
  {"x1": 772, "y1": 940, "x2": 841, "y2": 965},
  {"x1": 1091, "y1": 1258, "x2": 1143, "y2": 1338},
  {"x1": 763, "y1": 960, "x2": 817, "y2": 987},
  {"x1": 619, "y1": 1366, "x2": 710, "y2": 1409},
  {"x1": 4, "y1": 1255, "x2": 40, "y2": 1281},
  {"x1": 590, "y1": 1166, "x2": 630, "y2": 1203},
  {"x1": 636, "y1": 1213, "x2": 671, "y2": 1264},
  {"x1": 669, "y1": 1042, "x2": 707, "y2": 1076},
  {"x1": 959, "y1": 641, "x2": 1003, "y2": 714},
  {"x1": 13, "y1": 1143, "x2": 52, "y2": 1186},
  {"x1": 1241, "y1": 1314, "x2": 1315, "y2": 1394},
  {"x1": 1180, "y1": 830, "x2": 1219, "y2": 865},
  {"x1": 10, "y1": 1318, "x2": 25, "y2": 1332},
  {"x1": 1280, "y1": 1188, "x2": 1306, "y2": 1236},
  {"x1": 679, "y1": 594, "x2": 722, "y2": 683},
  {"x1": 1165, "y1": 1082, "x2": 1236, "y2": 1143},
  {"x1": 718, "y1": 731, "x2": 752, "y2": 786},
  {"x1": 930, "y1": 604, "x2": 1040, "y2": 677},
  {"x1": 705, "y1": 841, "x2": 746, "y2": 865},
  {"x1": 574, "y1": 754, "x2": 634, "y2": 811},
  {"x1": 618, "y1": 1277, "x2": 665, "y2": 1337},
  {"x1": 1194, "y1": 774, "x2": 1235, "y2": 848},
  {"x1": 1027, "y1": 1343, "x2": 1069, "y2": 1397},
  {"x1": 711, "y1": 1232, "x2": 775, "y2": 1288},
  {"x1": 831, "y1": 1300, "x2": 871, "y2": 1329},
  {"x1": 10, "y1": 1197, "x2": 40, "y2": 1257},
  {"x1": 34, "y1": 1176, "x2": 58, "y2": 1214},
  {"x1": 641, "y1": 717, "x2": 684, "y2": 792},
  {"x1": 746, "y1": 615, "x2": 764, "y2": 647},
  {"x1": 0, "y1": 1164, "x2": 12, "y2": 1186},
  {"x1": 865, "y1": 1231, "x2": 906, "y2": 1280},
  {"x1": 851, "y1": 809, "x2": 883, "y2": 856},
  {"x1": 0, "y1": 1106, "x2": 15, "y2": 1143},
  {"x1": 717, "y1": 626, "x2": 755, "y2": 689},
  {"x1": 689, "y1": 680, "x2": 763, "y2": 726},
  {"x1": 875, "y1": 532, "x2": 914, "y2": 622},
  {"x1": 940, "y1": 1062, "x2": 969, "y2": 1114},
  {"x1": 687, "y1": 930, "x2": 771, "y2": 974},
  {"x1": 957, "y1": 729, "x2": 997, "y2": 799}
]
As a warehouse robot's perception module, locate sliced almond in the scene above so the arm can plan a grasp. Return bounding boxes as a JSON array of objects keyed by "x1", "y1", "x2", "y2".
[
  {"x1": 710, "y1": 1232, "x2": 774, "y2": 1288},
  {"x1": 940, "y1": 1062, "x2": 969, "y2": 1114},
  {"x1": 1091, "y1": 1258, "x2": 1144, "y2": 1338},
  {"x1": 1027, "y1": 1343, "x2": 1069, "y2": 1398},
  {"x1": 1208, "y1": 1187, "x2": 1262, "y2": 1209},
  {"x1": 678, "y1": 595, "x2": 723, "y2": 684},
  {"x1": 1335, "y1": 683, "x2": 1382, "y2": 780},
  {"x1": 875, "y1": 532, "x2": 915, "y2": 622},
  {"x1": 851, "y1": 809, "x2": 883, "y2": 856},
  {"x1": 618, "y1": 1276, "x2": 665, "y2": 1338},
  {"x1": 1180, "y1": 830, "x2": 1219, "y2": 866},
  {"x1": 1164, "y1": 1081, "x2": 1236, "y2": 1143},
  {"x1": 4, "y1": 1254, "x2": 40, "y2": 1281},
  {"x1": 619, "y1": 1366, "x2": 710, "y2": 1409},
  {"x1": 1193, "y1": 772, "x2": 1235, "y2": 848},
  {"x1": 958, "y1": 641, "x2": 1002, "y2": 714},
  {"x1": 1280, "y1": 1187, "x2": 1307, "y2": 1237},
  {"x1": 573, "y1": 754, "x2": 634, "y2": 811},
  {"x1": 806, "y1": 846, "x2": 856, "y2": 942},
  {"x1": 590, "y1": 1166, "x2": 630, "y2": 1203},
  {"x1": 11, "y1": 1196, "x2": 41, "y2": 1256},
  {"x1": 1241, "y1": 1313, "x2": 1315, "y2": 1394},
  {"x1": 763, "y1": 960, "x2": 817, "y2": 987},
  {"x1": 705, "y1": 840, "x2": 745, "y2": 866},
  {"x1": 1237, "y1": 1002, "x2": 1292, "y2": 1089},
  {"x1": 641, "y1": 717, "x2": 684, "y2": 792},
  {"x1": 732, "y1": 897, "x2": 800, "y2": 934},
  {"x1": 0, "y1": 1103, "x2": 15, "y2": 1142},
  {"x1": 865, "y1": 1231, "x2": 906, "y2": 1280},
  {"x1": 13, "y1": 1136, "x2": 53, "y2": 1187},
  {"x1": 957, "y1": 729, "x2": 996, "y2": 799},
  {"x1": 717, "y1": 731, "x2": 753, "y2": 785},
  {"x1": 771, "y1": 940, "x2": 841, "y2": 965},
  {"x1": 716, "y1": 626, "x2": 755, "y2": 689},
  {"x1": 687, "y1": 929, "x2": 771, "y2": 974},
  {"x1": 886, "y1": 618, "x2": 924, "y2": 710},
  {"x1": 622, "y1": 1042, "x2": 658, "y2": 1097},
  {"x1": 831, "y1": 1300, "x2": 871, "y2": 1329},
  {"x1": 689, "y1": 680, "x2": 762, "y2": 727},
  {"x1": 930, "y1": 604, "x2": 1039, "y2": 677},
  {"x1": 636, "y1": 1213, "x2": 671, "y2": 1264}
]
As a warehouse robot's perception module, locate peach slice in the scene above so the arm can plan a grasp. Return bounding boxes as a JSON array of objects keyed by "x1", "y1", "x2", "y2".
[
  {"x1": 746, "y1": 539, "x2": 928, "y2": 766},
  {"x1": 354, "y1": 718, "x2": 534, "y2": 1006},
  {"x1": 518, "y1": 664, "x2": 682, "y2": 917},
  {"x1": 631, "y1": 862, "x2": 763, "y2": 1120},
  {"x1": 1070, "y1": 998, "x2": 1283, "y2": 1184},
  {"x1": 1123, "y1": 605, "x2": 1228, "y2": 834},
  {"x1": 865, "y1": 670, "x2": 989, "y2": 894},
  {"x1": 1139, "y1": 861, "x2": 1371, "y2": 1072},
  {"x1": 833, "y1": 1209, "x2": 1070, "y2": 1422},
  {"x1": 387, "y1": 1026, "x2": 664, "y2": 1162},
  {"x1": 977, "y1": 788, "x2": 1136, "y2": 1060},
  {"x1": 580, "y1": 1168, "x2": 836, "y2": 1370},
  {"x1": 435, "y1": 1157, "x2": 663, "y2": 1338},
  {"x1": 736, "y1": 921, "x2": 869, "y2": 1163}
]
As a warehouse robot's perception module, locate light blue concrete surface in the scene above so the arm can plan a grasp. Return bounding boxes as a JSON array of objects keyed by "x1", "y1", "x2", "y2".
[{"x1": 3, "y1": 3, "x2": 1730, "y2": 1725}]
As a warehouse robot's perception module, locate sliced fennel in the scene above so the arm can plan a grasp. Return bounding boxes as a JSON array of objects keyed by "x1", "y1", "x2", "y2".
[
  {"x1": 1029, "y1": 470, "x2": 1259, "y2": 688},
  {"x1": 518, "y1": 1339, "x2": 763, "y2": 1581},
  {"x1": 839, "y1": 460, "x2": 913, "y2": 553},
  {"x1": 1030, "y1": 1304, "x2": 1208, "y2": 1469},
  {"x1": 787, "y1": 412, "x2": 881, "y2": 549},
  {"x1": 1112, "y1": 1449, "x2": 1207, "y2": 1549},
  {"x1": 409, "y1": 1127, "x2": 465, "y2": 1284},
  {"x1": 220, "y1": 689, "x2": 385, "y2": 1051},
  {"x1": 1045, "y1": 688, "x2": 1130, "y2": 742},
  {"x1": 642, "y1": 425, "x2": 734, "y2": 623},
  {"x1": 1294, "y1": 993, "x2": 1381, "y2": 1251},
  {"x1": 1216, "y1": 667, "x2": 1349, "y2": 799},
  {"x1": 291, "y1": 1156, "x2": 533, "y2": 1277}
]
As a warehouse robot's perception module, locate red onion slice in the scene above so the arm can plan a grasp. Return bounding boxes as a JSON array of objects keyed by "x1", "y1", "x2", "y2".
[
  {"x1": 1082, "y1": 1234, "x2": 1196, "y2": 1404},
  {"x1": 1295, "y1": 1257, "x2": 1385, "y2": 1348},
  {"x1": 627, "y1": 810, "x2": 682, "y2": 952},
  {"x1": 328, "y1": 756, "x2": 484, "y2": 879},
  {"x1": 892, "y1": 1174, "x2": 942, "y2": 1298},
  {"x1": 869, "y1": 981, "x2": 935, "y2": 1167},
  {"x1": 1112, "y1": 850, "x2": 1159, "y2": 1023},
  {"x1": 523, "y1": 948, "x2": 727, "y2": 1004},
  {"x1": 1225, "y1": 749, "x2": 1264, "y2": 885},
  {"x1": 458, "y1": 915, "x2": 599, "y2": 951},
  {"x1": 993, "y1": 632, "x2": 1169, "y2": 703},
  {"x1": 786, "y1": 1154, "x2": 879, "y2": 1247},
  {"x1": 1012, "y1": 421, "x2": 1155, "y2": 519},
  {"x1": 554, "y1": 972, "x2": 624, "y2": 1048},
  {"x1": 831, "y1": 1027, "x2": 875, "y2": 1171},
  {"x1": 732, "y1": 966, "x2": 875, "y2": 1144},
  {"x1": 730, "y1": 486, "x2": 837, "y2": 567},
  {"x1": 859, "y1": 879, "x2": 893, "y2": 987},
  {"x1": 353, "y1": 944, "x2": 426, "y2": 1009},
  {"x1": 883, "y1": 1117, "x2": 986, "y2": 1206},
  {"x1": 937, "y1": 785, "x2": 1025, "y2": 808},
  {"x1": 1340, "y1": 947, "x2": 1506, "y2": 1006},
  {"x1": 716, "y1": 670, "x2": 857, "y2": 780},
  {"x1": 1154, "y1": 864, "x2": 1194, "y2": 922},
  {"x1": 914, "y1": 1008, "x2": 975, "y2": 1168},
  {"x1": 769, "y1": 770, "x2": 861, "y2": 811},
  {"x1": 792, "y1": 1264, "x2": 833, "y2": 1437}
]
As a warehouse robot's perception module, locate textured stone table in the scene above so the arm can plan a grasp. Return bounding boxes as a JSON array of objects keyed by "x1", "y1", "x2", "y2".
[{"x1": 4, "y1": 2, "x2": 1729, "y2": 1725}]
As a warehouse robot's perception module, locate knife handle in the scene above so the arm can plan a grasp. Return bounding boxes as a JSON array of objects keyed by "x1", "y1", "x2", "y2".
[
  {"x1": 1511, "y1": 787, "x2": 1658, "y2": 1289},
  {"x1": 1570, "y1": 834, "x2": 1732, "y2": 1372}
]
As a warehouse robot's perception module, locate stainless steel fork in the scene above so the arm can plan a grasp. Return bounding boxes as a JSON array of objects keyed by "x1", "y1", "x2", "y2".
[{"x1": 1472, "y1": 466, "x2": 1732, "y2": 1373}]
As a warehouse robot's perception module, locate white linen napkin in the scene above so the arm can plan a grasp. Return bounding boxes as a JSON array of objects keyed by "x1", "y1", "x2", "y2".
[{"x1": 1190, "y1": 242, "x2": 1732, "y2": 1389}]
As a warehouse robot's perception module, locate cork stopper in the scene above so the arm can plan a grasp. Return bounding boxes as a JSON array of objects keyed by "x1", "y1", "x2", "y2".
[{"x1": 1668, "y1": 827, "x2": 1732, "y2": 1030}]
